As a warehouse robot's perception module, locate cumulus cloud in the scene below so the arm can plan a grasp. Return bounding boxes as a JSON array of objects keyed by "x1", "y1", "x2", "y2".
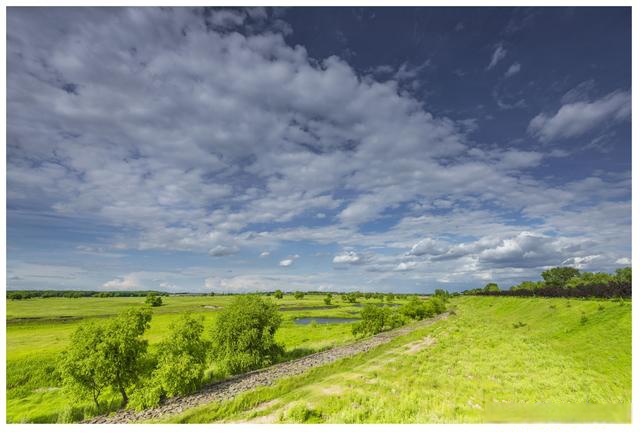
[
  {"x1": 333, "y1": 251, "x2": 365, "y2": 265},
  {"x1": 528, "y1": 91, "x2": 631, "y2": 142},
  {"x1": 208, "y1": 245, "x2": 240, "y2": 257},
  {"x1": 103, "y1": 274, "x2": 141, "y2": 290},
  {"x1": 279, "y1": 255, "x2": 299, "y2": 267},
  {"x1": 409, "y1": 238, "x2": 448, "y2": 256}
]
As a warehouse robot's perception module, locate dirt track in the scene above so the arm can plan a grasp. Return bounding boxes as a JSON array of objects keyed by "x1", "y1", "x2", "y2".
[{"x1": 85, "y1": 312, "x2": 449, "y2": 424}]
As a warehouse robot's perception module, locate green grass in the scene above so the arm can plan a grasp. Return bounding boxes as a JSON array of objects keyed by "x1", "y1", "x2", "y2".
[
  {"x1": 6, "y1": 294, "x2": 396, "y2": 423},
  {"x1": 162, "y1": 296, "x2": 631, "y2": 424}
]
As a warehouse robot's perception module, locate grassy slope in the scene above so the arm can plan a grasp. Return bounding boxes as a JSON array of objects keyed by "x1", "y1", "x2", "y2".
[
  {"x1": 163, "y1": 296, "x2": 631, "y2": 424},
  {"x1": 6, "y1": 295, "x2": 387, "y2": 423}
]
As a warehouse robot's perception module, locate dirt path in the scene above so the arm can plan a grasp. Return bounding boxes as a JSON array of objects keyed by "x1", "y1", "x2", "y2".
[{"x1": 85, "y1": 312, "x2": 449, "y2": 424}]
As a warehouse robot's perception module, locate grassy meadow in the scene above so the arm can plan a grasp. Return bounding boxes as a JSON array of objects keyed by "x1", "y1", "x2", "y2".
[
  {"x1": 163, "y1": 296, "x2": 631, "y2": 424},
  {"x1": 6, "y1": 294, "x2": 631, "y2": 423},
  {"x1": 6, "y1": 294, "x2": 396, "y2": 423}
]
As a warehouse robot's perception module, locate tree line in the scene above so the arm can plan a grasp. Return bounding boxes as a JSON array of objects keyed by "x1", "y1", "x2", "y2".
[
  {"x1": 463, "y1": 266, "x2": 631, "y2": 298},
  {"x1": 7, "y1": 290, "x2": 168, "y2": 300}
]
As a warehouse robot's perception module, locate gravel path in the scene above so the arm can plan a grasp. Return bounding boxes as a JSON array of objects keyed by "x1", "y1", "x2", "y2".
[{"x1": 85, "y1": 312, "x2": 449, "y2": 424}]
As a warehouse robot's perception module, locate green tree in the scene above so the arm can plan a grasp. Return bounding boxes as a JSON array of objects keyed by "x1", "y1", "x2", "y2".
[
  {"x1": 293, "y1": 291, "x2": 304, "y2": 300},
  {"x1": 483, "y1": 283, "x2": 500, "y2": 292},
  {"x1": 323, "y1": 294, "x2": 332, "y2": 305},
  {"x1": 615, "y1": 267, "x2": 631, "y2": 285},
  {"x1": 211, "y1": 295, "x2": 284, "y2": 374},
  {"x1": 100, "y1": 308, "x2": 152, "y2": 405},
  {"x1": 352, "y1": 305, "x2": 405, "y2": 337},
  {"x1": 386, "y1": 293, "x2": 395, "y2": 302},
  {"x1": 154, "y1": 313, "x2": 209, "y2": 397},
  {"x1": 541, "y1": 267, "x2": 580, "y2": 287},
  {"x1": 145, "y1": 293, "x2": 163, "y2": 307},
  {"x1": 273, "y1": 290, "x2": 284, "y2": 299},
  {"x1": 58, "y1": 322, "x2": 109, "y2": 409},
  {"x1": 434, "y1": 288, "x2": 449, "y2": 299}
]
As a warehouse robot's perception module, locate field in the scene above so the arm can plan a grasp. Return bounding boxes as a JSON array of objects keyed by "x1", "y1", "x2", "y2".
[{"x1": 6, "y1": 294, "x2": 631, "y2": 423}]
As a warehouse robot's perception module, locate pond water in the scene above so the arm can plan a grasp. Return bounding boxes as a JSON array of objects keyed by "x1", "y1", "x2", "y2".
[
  {"x1": 353, "y1": 303, "x2": 401, "y2": 308},
  {"x1": 294, "y1": 317, "x2": 359, "y2": 325},
  {"x1": 279, "y1": 305, "x2": 338, "y2": 311}
]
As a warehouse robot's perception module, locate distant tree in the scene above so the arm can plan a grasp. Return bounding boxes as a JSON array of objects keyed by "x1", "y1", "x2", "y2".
[
  {"x1": 352, "y1": 305, "x2": 405, "y2": 337},
  {"x1": 211, "y1": 295, "x2": 283, "y2": 374},
  {"x1": 541, "y1": 267, "x2": 580, "y2": 287},
  {"x1": 273, "y1": 290, "x2": 284, "y2": 299},
  {"x1": 375, "y1": 293, "x2": 385, "y2": 301},
  {"x1": 434, "y1": 288, "x2": 449, "y2": 299},
  {"x1": 364, "y1": 292, "x2": 373, "y2": 299},
  {"x1": 145, "y1": 293, "x2": 163, "y2": 307},
  {"x1": 323, "y1": 294, "x2": 332, "y2": 305},
  {"x1": 483, "y1": 283, "x2": 501, "y2": 292},
  {"x1": 386, "y1": 293, "x2": 395, "y2": 302},
  {"x1": 615, "y1": 267, "x2": 632, "y2": 285},
  {"x1": 59, "y1": 322, "x2": 110, "y2": 409},
  {"x1": 294, "y1": 291, "x2": 305, "y2": 300}
]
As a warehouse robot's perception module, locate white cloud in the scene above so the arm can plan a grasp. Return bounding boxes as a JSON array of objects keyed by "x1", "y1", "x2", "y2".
[
  {"x1": 528, "y1": 91, "x2": 631, "y2": 142},
  {"x1": 504, "y1": 62, "x2": 521, "y2": 77},
  {"x1": 616, "y1": 257, "x2": 631, "y2": 265},
  {"x1": 103, "y1": 274, "x2": 141, "y2": 290},
  {"x1": 259, "y1": 251, "x2": 271, "y2": 257},
  {"x1": 487, "y1": 44, "x2": 507, "y2": 70},
  {"x1": 279, "y1": 255, "x2": 299, "y2": 267},
  {"x1": 333, "y1": 251, "x2": 365, "y2": 265},
  {"x1": 208, "y1": 244, "x2": 240, "y2": 257}
]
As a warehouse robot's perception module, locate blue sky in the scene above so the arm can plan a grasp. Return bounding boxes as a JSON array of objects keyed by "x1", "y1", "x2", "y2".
[{"x1": 7, "y1": 7, "x2": 631, "y2": 293}]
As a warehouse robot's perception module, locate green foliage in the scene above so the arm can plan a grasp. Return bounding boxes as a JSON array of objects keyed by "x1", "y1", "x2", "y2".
[
  {"x1": 615, "y1": 267, "x2": 631, "y2": 285},
  {"x1": 145, "y1": 293, "x2": 163, "y2": 307},
  {"x1": 386, "y1": 293, "x2": 395, "y2": 302},
  {"x1": 512, "y1": 321, "x2": 527, "y2": 329},
  {"x1": 323, "y1": 294, "x2": 332, "y2": 305},
  {"x1": 154, "y1": 313, "x2": 209, "y2": 398},
  {"x1": 342, "y1": 293, "x2": 358, "y2": 303},
  {"x1": 352, "y1": 305, "x2": 406, "y2": 337},
  {"x1": 434, "y1": 288, "x2": 450, "y2": 300},
  {"x1": 294, "y1": 291, "x2": 305, "y2": 300},
  {"x1": 400, "y1": 297, "x2": 435, "y2": 320},
  {"x1": 58, "y1": 322, "x2": 109, "y2": 408},
  {"x1": 59, "y1": 308, "x2": 152, "y2": 408},
  {"x1": 211, "y1": 295, "x2": 284, "y2": 375},
  {"x1": 483, "y1": 283, "x2": 501, "y2": 292},
  {"x1": 510, "y1": 281, "x2": 545, "y2": 292},
  {"x1": 541, "y1": 267, "x2": 581, "y2": 287},
  {"x1": 364, "y1": 292, "x2": 373, "y2": 299},
  {"x1": 273, "y1": 290, "x2": 284, "y2": 299}
]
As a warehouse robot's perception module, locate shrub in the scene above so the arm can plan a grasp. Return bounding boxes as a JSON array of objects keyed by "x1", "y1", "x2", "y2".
[
  {"x1": 352, "y1": 305, "x2": 405, "y2": 337},
  {"x1": 211, "y1": 295, "x2": 284, "y2": 374},
  {"x1": 145, "y1": 293, "x2": 163, "y2": 307},
  {"x1": 273, "y1": 290, "x2": 284, "y2": 299},
  {"x1": 323, "y1": 294, "x2": 332, "y2": 305},
  {"x1": 154, "y1": 314, "x2": 209, "y2": 398},
  {"x1": 294, "y1": 291, "x2": 304, "y2": 300},
  {"x1": 400, "y1": 297, "x2": 434, "y2": 320}
]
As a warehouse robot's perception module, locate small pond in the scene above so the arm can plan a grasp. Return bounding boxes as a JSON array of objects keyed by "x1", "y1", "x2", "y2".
[
  {"x1": 294, "y1": 317, "x2": 359, "y2": 325},
  {"x1": 279, "y1": 305, "x2": 338, "y2": 311}
]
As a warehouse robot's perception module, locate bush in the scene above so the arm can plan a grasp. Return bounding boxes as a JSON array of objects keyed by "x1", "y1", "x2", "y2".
[
  {"x1": 352, "y1": 305, "x2": 406, "y2": 337},
  {"x1": 323, "y1": 294, "x2": 332, "y2": 305},
  {"x1": 145, "y1": 293, "x2": 163, "y2": 307},
  {"x1": 294, "y1": 291, "x2": 304, "y2": 300},
  {"x1": 273, "y1": 290, "x2": 284, "y2": 299},
  {"x1": 211, "y1": 295, "x2": 284, "y2": 374},
  {"x1": 154, "y1": 314, "x2": 208, "y2": 398},
  {"x1": 400, "y1": 297, "x2": 434, "y2": 320}
]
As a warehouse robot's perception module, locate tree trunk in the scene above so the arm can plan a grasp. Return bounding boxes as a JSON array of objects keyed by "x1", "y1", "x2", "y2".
[{"x1": 119, "y1": 385, "x2": 128, "y2": 406}]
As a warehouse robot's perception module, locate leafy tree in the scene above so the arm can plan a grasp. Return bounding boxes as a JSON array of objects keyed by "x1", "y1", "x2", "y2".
[
  {"x1": 145, "y1": 293, "x2": 163, "y2": 307},
  {"x1": 293, "y1": 291, "x2": 304, "y2": 300},
  {"x1": 211, "y1": 295, "x2": 284, "y2": 374},
  {"x1": 323, "y1": 294, "x2": 332, "y2": 305},
  {"x1": 100, "y1": 308, "x2": 153, "y2": 405},
  {"x1": 615, "y1": 267, "x2": 631, "y2": 285},
  {"x1": 352, "y1": 305, "x2": 405, "y2": 337},
  {"x1": 273, "y1": 290, "x2": 284, "y2": 299},
  {"x1": 400, "y1": 297, "x2": 434, "y2": 320},
  {"x1": 434, "y1": 288, "x2": 450, "y2": 300},
  {"x1": 483, "y1": 283, "x2": 501, "y2": 292},
  {"x1": 154, "y1": 314, "x2": 209, "y2": 398},
  {"x1": 59, "y1": 322, "x2": 110, "y2": 409},
  {"x1": 541, "y1": 267, "x2": 580, "y2": 287},
  {"x1": 59, "y1": 308, "x2": 152, "y2": 408},
  {"x1": 386, "y1": 293, "x2": 395, "y2": 302},
  {"x1": 364, "y1": 292, "x2": 373, "y2": 299}
]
